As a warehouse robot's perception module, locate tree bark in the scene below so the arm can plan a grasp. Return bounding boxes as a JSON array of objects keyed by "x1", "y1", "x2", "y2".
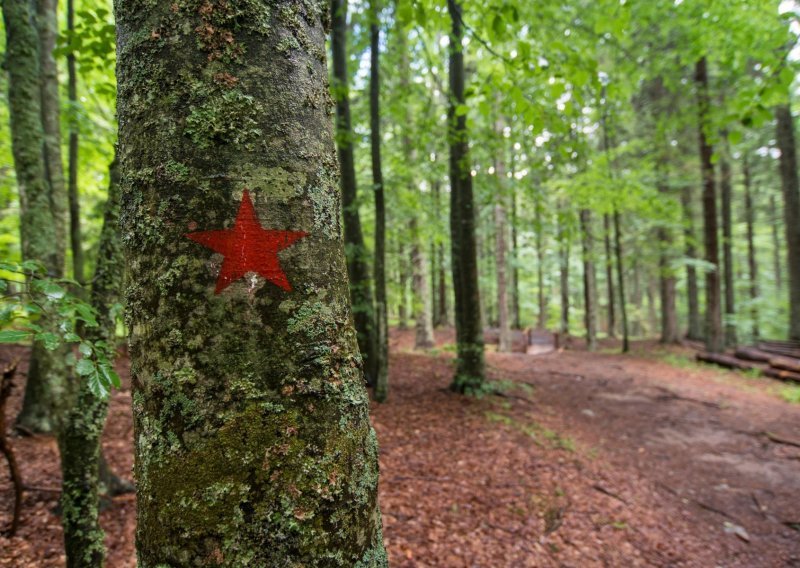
[
  {"x1": 695, "y1": 57, "x2": 724, "y2": 353},
  {"x1": 681, "y1": 185, "x2": 702, "y2": 340},
  {"x1": 719, "y1": 140, "x2": 737, "y2": 346},
  {"x1": 603, "y1": 213, "x2": 616, "y2": 338},
  {"x1": 369, "y1": 1, "x2": 388, "y2": 402},
  {"x1": 536, "y1": 196, "x2": 547, "y2": 329},
  {"x1": 59, "y1": 157, "x2": 121, "y2": 568},
  {"x1": 447, "y1": 0, "x2": 484, "y2": 392},
  {"x1": 511, "y1": 183, "x2": 520, "y2": 329},
  {"x1": 558, "y1": 220, "x2": 570, "y2": 336},
  {"x1": 770, "y1": 193, "x2": 783, "y2": 294},
  {"x1": 331, "y1": 0, "x2": 379, "y2": 385},
  {"x1": 432, "y1": 181, "x2": 449, "y2": 327},
  {"x1": 3, "y1": 0, "x2": 66, "y2": 434},
  {"x1": 115, "y1": 2, "x2": 386, "y2": 564},
  {"x1": 613, "y1": 209, "x2": 630, "y2": 352},
  {"x1": 580, "y1": 209, "x2": 597, "y2": 351},
  {"x1": 493, "y1": 110, "x2": 511, "y2": 352},
  {"x1": 66, "y1": 0, "x2": 84, "y2": 289},
  {"x1": 743, "y1": 155, "x2": 759, "y2": 339},
  {"x1": 775, "y1": 103, "x2": 800, "y2": 340}
]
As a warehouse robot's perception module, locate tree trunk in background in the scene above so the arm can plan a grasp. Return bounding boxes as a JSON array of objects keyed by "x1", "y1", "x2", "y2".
[
  {"x1": 494, "y1": 109, "x2": 511, "y2": 352},
  {"x1": 511, "y1": 182, "x2": 521, "y2": 329},
  {"x1": 613, "y1": 209, "x2": 630, "y2": 352},
  {"x1": 60, "y1": 157, "x2": 121, "y2": 568},
  {"x1": 559, "y1": 224, "x2": 570, "y2": 336},
  {"x1": 116, "y1": 2, "x2": 386, "y2": 564},
  {"x1": 681, "y1": 186, "x2": 702, "y2": 340},
  {"x1": 3, "y1": 0, "x2": 67, "y2": 434},
  {"x1": 631, "y1": 255, "x2": 643, "y2": 337},
  {"x1": 775, "y1": 103, "x2": 800, "y2": 340},
  {"x1": 36, "y1": 0, "x2": 67, "y2": 265},
  {"x1": 66, "y1": 0, "x2": 84, "y2": 289},
  {"x1": 719, "y1": 143, "x2": 737, "y2": 346},
  {"x1": 398, "y1": 243, "x2": 409, "y2": 329},
  {"x1": 743, "y1": 155, "x2": 759, "y2": 339},
  {"x1": 369, "y1": 3, "x2": 388, "y2": 402},
  {"x1": 603, "y1": 213, "x2": 616, "y2": 338},
  {"x1": 657, "y1": 176, "x2": 679, "y2": 343},
  {"x1": 695, "y1": 57, "x2": 724, "y2": 353},
  {"x1": 580, "y1": 209, "x2": 597, "y2": 351},
  {"x1": 770, "y1": 193, "x2": 783, "y2": 294},
  {"x1": 535, "y1": 195, "x2": 546, "y2": 329},
  {"x1": 332, "y1": 0, "x2": 379, "y2": 385},
  {"x1": 447, "y1": 0, "x2": 484, "y2": 392},
  {"x1": 433, "y1": 181, "x2": 449, "y2": 327}
]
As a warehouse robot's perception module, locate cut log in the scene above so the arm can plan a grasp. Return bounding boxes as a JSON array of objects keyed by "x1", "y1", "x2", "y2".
[
  {"x1": 734, "y1": 347, "x2": 772, "y2": 363},
  {"x1": 756, "y1": 342, "x2": 800, "y2": 359},
  {"x1": 769, "y1": 356, "x2": 800, "y2": 374},
  {"x1": 763, "y1": 367, "x2": 800, "y2": 383},
  {"x1": 696, "y1": 352, "x2": 760, "y2": 371}
]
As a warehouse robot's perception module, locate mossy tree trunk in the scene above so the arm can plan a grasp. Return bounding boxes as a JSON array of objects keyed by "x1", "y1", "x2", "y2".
[
  {"x1": 115, "y1": 1, "x2": 386, "y2": 564},
  {"x1": 447, "y1": 0, "x2": 485, "y2": 392},
  {"x1": 331, "y1": 0, "x2": 379, "y2": 385},
  {"x1": 59, "y1": 157, "x2": 121, "y2": 568},
  {"x1": 775, "y1": 103, "x2": 800, "y2": 341},
  {"x1": 3, "y1": 0, "x2": 67, "y2": 434},
  {"x1": 369, "y1": 0, "x2": 388, "y2": 402},
  {"x1": 695, "y1": 57, "x2": 724, "y2": 353}
]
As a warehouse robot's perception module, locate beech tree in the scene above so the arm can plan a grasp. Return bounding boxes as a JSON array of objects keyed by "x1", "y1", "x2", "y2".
[{"x1": 115, "y1": 1, "x2": 386, "y2": 564}]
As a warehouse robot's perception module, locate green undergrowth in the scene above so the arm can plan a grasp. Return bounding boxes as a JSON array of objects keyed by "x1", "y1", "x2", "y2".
[{"x1": 484, "y1": 408, "x2": 576, "y2": 452}]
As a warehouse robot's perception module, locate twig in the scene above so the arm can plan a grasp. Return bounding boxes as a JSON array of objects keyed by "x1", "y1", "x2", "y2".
[
  {"x1": 764, "y1": 431, "x2": 800, "y2": 449},
  {"x1": 751, "y1": 492, "x2": 767, "y2": 520},
  {"x1": 1, "y1": 359, "x2": 23, "y2": 537},
  {"x1": 592, "y1": 484, "x2": 628, "y2": 505},
  {"x1": 653, "y1": 386, "x2": 722, "y2": 409},
  {"x1": 694, "y1": 500, "x2": 740, "y2": 523}
]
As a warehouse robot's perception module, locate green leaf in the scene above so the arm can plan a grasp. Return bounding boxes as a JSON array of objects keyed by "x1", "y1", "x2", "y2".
[
  {"x1": 34, "y1": 332, "x2": 60, "y2": 350},
  {"x1": 0, "y1": 330, "x2": 31, "y2": 343},
  {"x1": 75, "y1": 358, "x2": 95, "y2": 376},
  {"x1": 87, "y1": 369, "x2": 109, "y2": 399},
  {"x1": 79, "y1": 342, "x2": 93, "y2": 357}
]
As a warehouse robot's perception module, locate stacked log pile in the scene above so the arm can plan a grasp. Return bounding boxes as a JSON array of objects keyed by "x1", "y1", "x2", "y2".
[{"x1": 695, "y1": 339, "x2": 800, "y2": 383}]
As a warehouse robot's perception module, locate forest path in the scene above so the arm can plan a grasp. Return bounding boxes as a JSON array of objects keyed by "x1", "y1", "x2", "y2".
[{"x1": 384, "y1": 329, "x2": 800, "y2": 566}]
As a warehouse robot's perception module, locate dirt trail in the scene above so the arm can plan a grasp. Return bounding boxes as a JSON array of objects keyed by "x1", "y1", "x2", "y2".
[{"x1": 1, "y1": 333, "x2": 799, "y2": 567}]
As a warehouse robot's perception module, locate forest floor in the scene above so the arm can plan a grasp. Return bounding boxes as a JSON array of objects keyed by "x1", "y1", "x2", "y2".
[{"x1": 1, "y1": 328, "x2": 799, "y2": 567}]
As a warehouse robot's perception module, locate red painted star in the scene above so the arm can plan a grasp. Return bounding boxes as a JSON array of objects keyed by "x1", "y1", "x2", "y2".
[{"x1": 185, "y1": 190, "x2": 307, "y2": 294}]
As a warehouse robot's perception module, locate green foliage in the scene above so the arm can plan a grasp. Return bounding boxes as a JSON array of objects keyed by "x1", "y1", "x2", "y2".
[{"x1": 0, "y1": 260, "x2": 120, "y2": 398}]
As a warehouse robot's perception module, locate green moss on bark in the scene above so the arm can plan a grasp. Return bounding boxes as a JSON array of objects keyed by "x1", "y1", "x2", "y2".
[{"x1": 115, "y1": 0, "x2": 386, "y2": 564}]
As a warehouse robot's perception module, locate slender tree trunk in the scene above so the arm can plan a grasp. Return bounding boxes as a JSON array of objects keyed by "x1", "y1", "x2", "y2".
[
  {"x1": 743, "y1": 155, "x2": 759, "y2": 339},
  {"x1": 720, "y1": 142, "x2": 737, "y2": 346},
  {"x1": 397, "y1": 243, "x2": 409, "y2": 329},
  {"x1": 603, "y1": 213, "x2": 616, "y2": 338},
  {"x1": 695, "y1": 58, "x2": 724, "y2": 353},
  {"x1": 536, "y1": 197, "x2": 547, "y2": 329},
  {"x1": 332, "y1": 0, "x2": 379, "y2": 384},
  {"x1": 681, "y1": 186, "x2": 702, "y2": 340},
  {"x1": 511, "y1": 174, "x2": 520, "y2": 329},
  {"x1": 66, "y1": 0, "x2": 84, "y2": 288},
  {"x1": 3, "y1": 0, "x2": 66, "y2": 434},
  {"x1": 775, "y1": 103, "x2": 800, "y2": 340},
  {"x1": 411, "y1": 229, "x2": 435, "y2": 349},
  {"x1": 493, "y1": 110, "x2": 511, "y2": 352},
  {"x1": 631, "y1": 255, "x2": 643, "y2": 337},
  {"x1": 657, "y1": 175, "x2": 679, "y2": 343},
  {"x1": 580, "y1": 209, "x2": 597, "y2": 351},
  {"x1": 613, "y1": 209, "x2": 630, "y2": 352},
  {"x1": 770, "y1": 193, "x2": 783, "y2": 294},
  {"x1": 369, "y1": 2, "x2": 388, "y2": 402},
  {"x1": 116, "y1": 2, "x2": 386, "y2": 564},
  {"x1": 447, "y1": 0, "x2": 484, "y2": 392},
  {"x1": 432, "y1": 181, "x2": 449, "y2": 327},
  {"x1": 559, "y1": 221, "x2": 570, "y2": 336},
  {"x1": 60, "y1": 157, "x2": 121, "y2": 568}
]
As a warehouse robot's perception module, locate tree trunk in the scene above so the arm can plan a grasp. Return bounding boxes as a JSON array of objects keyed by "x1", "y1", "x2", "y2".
[
  {"x1": 603, "y1": 213, "x2": 616, "y2": 338},
  {"x1": 631, "y1": 254, "x2": 643, "y2": 337},
  {"x1": 115, "y1": 2, "x2": 386, "y2": 564},
  {"x1": 493, "y1": 110, "x2": 511, "y2": 352},
  {"x1": 369, "y1": 1, "x2": 388, "y2": 402},
  {"x1": 432, "y1": 181, "x2": 449, "y2": 327},
  {"x1": 720, "y1": 142, "x2": 737, "y2": 346},
  {"x1": 536, "y1": 197, "x2": 547, "y2": 329},
  {"x1": 775, "y1": 103, "x2": 800, "y2": 340},
  {"x1": 695, "y1": 58, "x2": 724, "y2": 353},
  {"x1": 332, "y1": 0, "x2": 379, "y2": 385},
  {"x1": 447, "y1": 0, "x2": 484, "y2": 392},
  {"x1": 511, "y1": 174, "x2": 520, "y2": 329},
  {"x1": 613, "y1": 209, "x2": 630, "y2": 352},
  {"x1": 60, "y1": 157, "x2": 121, "y2": 568},
  {"x1": 411, "y1": 233, "x2": 435, "y2": 349},
  {"x1": 397, "y1": 243, "x2": 409, "y2": 329},
  {"x1": 743, "y1": 155, "x2": 759, "y2": 339},
  {"x1": 580, "y1": 209, "x2": 597, "y2": 351},
  {"x1": 657, "y1": 176, "x2": 679, "y2": 343},
  {"x1": 559, "y1": 224, "x2": 570, "y2": 336},
  {"x1": 3, "y1": 0, "x2": 66, "y2": 434},
  {"x1": 66, "y1": 0, "x2": 84, "y2": 288},
  {"x1": 681, "y1": 185, "x2": 702, "y2": 340},
  {"x1": 770, "y1": 193, "x2": 783, "y2": 293}
]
